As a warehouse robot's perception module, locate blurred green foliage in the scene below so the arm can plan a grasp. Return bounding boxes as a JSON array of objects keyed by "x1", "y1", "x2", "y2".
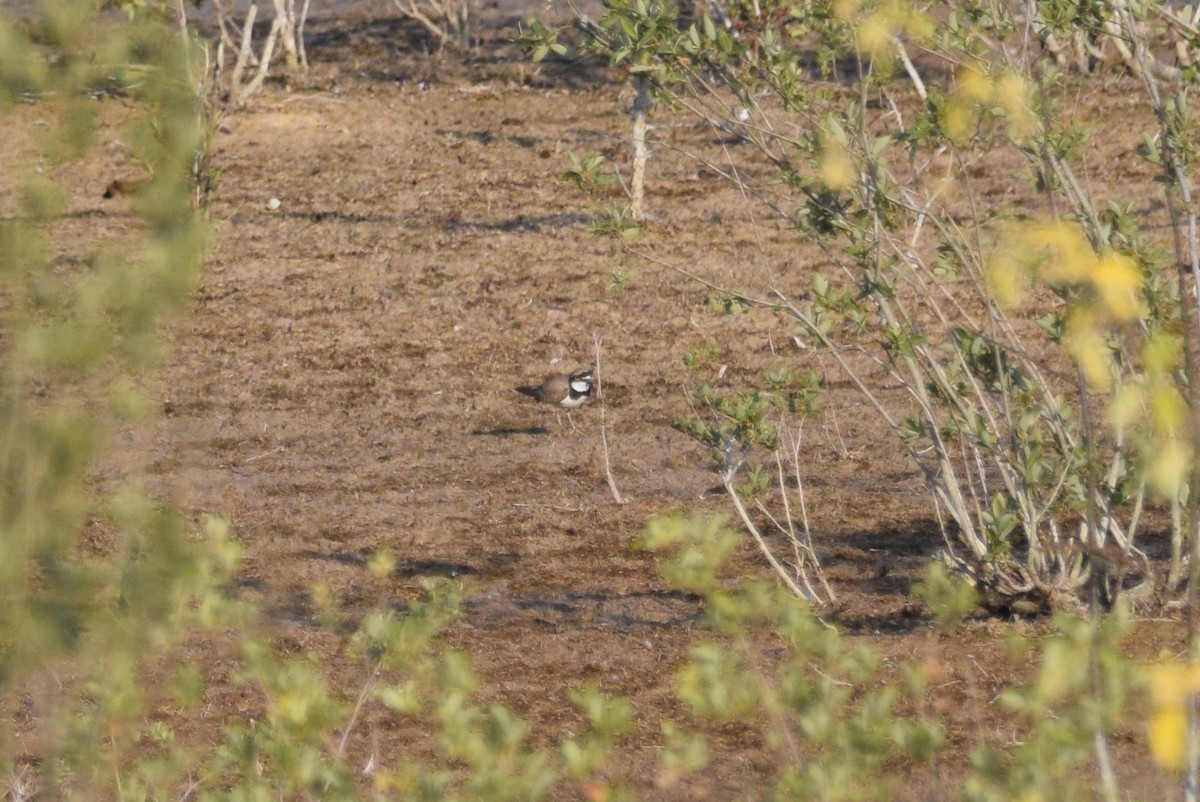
[
  {"x1": 641, "y1": 515, "x2": 946, "y2": 800},
  {"x1": 641, "y1": 515, "x2": 1161, "y2": 801},
  {"x1": 0, "y1": 0, "x2": 206, "y2": 667},
  {"x1": 0, "y1": 0, "x2": 219, "y2": 789}
]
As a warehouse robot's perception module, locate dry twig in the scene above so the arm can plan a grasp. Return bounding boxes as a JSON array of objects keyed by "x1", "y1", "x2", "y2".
[{"x1": 594, "y1": 334, "x2": 627, "y2": 505}]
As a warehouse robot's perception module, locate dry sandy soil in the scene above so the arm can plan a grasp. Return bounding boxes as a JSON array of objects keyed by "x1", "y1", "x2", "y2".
[{"x1": 15, "y1": 3, "x2": 1198, "y2": 798}]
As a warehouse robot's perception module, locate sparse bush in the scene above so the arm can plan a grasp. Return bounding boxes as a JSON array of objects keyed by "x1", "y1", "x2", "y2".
[
  {"x1": 203, "y1": 0, "x2": 310, "y2": 107},
  {"x1": 389, "y1": 0, "x2": 474, "y2": 50},
  {"x1": 106, "y1": 0, "x2": 310, "y2": 108},
  {"x1": 674, "y1": 353, "x2": 834, "y2": 603}
]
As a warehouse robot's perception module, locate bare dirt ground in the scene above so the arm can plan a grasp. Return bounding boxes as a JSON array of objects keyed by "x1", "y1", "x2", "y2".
[{"x1": 29, "y1": 4, "x2": 1195, "y2": 797}]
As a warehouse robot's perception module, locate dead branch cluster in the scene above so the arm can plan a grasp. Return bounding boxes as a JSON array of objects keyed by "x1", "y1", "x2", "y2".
[{"x1": 210, "y1": 0, "x2": 310, "y2": 106}]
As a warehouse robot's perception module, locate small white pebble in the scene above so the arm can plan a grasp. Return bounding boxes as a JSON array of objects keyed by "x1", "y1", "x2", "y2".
[{"x1": 267, "y1": 197, "x2": 281, "y2": 210}]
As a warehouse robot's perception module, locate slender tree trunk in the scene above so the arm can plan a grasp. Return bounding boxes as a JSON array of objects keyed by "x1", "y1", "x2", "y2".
[{"x1": 630, "y1": 72, "x2": 651, "y2": 221}]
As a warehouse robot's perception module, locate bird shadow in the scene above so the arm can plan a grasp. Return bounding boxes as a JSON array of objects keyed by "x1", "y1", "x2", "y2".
[{"x1": 471, "y1": 426, "x2": 549, "y2": 437}]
